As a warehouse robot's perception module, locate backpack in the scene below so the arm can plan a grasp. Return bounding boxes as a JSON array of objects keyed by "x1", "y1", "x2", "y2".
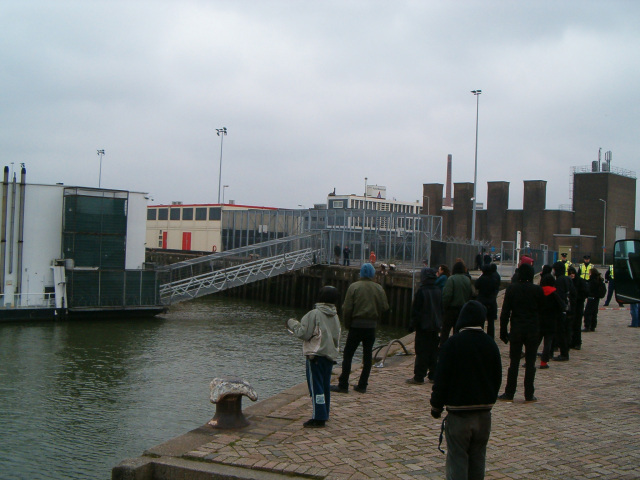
[{"x1": 598, "y1": 281, "x2": 606, "y2": 299}]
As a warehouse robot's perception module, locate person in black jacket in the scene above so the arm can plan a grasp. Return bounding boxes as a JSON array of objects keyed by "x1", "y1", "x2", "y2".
[
  {"x1": 552, "y1": 261, "x2": 576, "y2": 361},
  {"x1": 407, "y1": 268, "x2": 443, "y2": 384},
  {"x1": 568, "y1": 266, "x2": 589, "y2": 349},
  {"x1": 539, "y1": 274, "x2": 567, "y2": 369},
  {"x1": 583, "y1": 267, "x2": 606, "y2": 332},
  {"x1": 475, "y1": 264, "x2": 500, "y2": 339},
  {"x1": 498, "y1": 264, "x2": 545, "y2": 402},
  {"x1": 430, "y1": 301, "x2": 502, "y2": 480}
]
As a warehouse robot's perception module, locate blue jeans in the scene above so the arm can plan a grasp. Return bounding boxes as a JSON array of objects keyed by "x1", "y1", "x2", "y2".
[
  {"x1": 445, "y1": 410, "x2": 492, "y2": 480},
  {"x1": 306, "y1": 356, "x2": 333, "y2": 420},
  {"x1": 630, "y1": 303, "x2": 640, "y2": 327}
]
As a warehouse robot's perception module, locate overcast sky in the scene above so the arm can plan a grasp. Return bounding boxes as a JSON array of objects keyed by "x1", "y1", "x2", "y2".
[{"x1": 2, "y1": 1, "x2": 639, "y2": 226}]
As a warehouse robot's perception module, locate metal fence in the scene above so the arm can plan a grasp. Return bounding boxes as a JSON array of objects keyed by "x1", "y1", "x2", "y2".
[{"x1": 218, "y1": 208, "x2": 443, "y2": 269}]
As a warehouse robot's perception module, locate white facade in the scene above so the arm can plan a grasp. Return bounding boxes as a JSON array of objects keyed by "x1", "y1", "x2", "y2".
[
  {"x1": 327, "y1": 193, "x2": 422, "y2": 214},
  {"x1": 125, "y1": 193, "x2": 148, "y2": 269}
]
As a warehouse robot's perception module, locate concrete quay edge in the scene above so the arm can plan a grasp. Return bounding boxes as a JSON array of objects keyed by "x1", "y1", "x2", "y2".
[{"x1": 113, "y1": 304, "x2": 640, "y2": 480}]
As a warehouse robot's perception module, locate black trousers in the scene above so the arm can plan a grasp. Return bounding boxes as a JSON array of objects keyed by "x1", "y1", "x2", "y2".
[
  {"x1": 440, "y1": 306, "x2": 461, "y2": 347},
  {"x1": 555, "y1": 313, "x2": 570, "y2": 357},
  {"x1": 413, "y1": 329, "x2": 439, "y2": 381},
  {"x1": 504, "y1": 330, "x2": 541, "y2": 399},
  {"x1": 338, "y1": 327, "x2": 376, "y2": 389},
  {"x1": 584, "y1": 297, "x2": 600, "y2": 331},
  {"x1": 572, "y1": 299, "x2": 586, "y2": 347}
]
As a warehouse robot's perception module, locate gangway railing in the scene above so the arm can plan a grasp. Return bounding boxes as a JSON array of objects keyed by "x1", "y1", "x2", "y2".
[{"x1": 158, "y1": 232, "x2": 325, "y2": 304}]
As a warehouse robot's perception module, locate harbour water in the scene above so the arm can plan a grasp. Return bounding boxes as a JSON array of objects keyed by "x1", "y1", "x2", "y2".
[{"x1": 0, "y1": 296, "x2": 406, "y2": 480}]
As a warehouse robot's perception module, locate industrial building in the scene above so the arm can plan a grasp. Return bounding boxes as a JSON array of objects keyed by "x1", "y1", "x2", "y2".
[{"x1": 423, "y1": 161, "x2": 637, "y2": 263}]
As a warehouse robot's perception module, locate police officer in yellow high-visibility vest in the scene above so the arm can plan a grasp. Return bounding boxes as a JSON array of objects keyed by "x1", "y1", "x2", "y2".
[
  {"x1": 560, "y1": 253, "x2": 572, "y2": 276},
  {"x1": 578, "y1": 255, "x2": 593, "y2": 280},
  {"x1": 603, "y1": 264, "x2": 622, "y2": 307}
]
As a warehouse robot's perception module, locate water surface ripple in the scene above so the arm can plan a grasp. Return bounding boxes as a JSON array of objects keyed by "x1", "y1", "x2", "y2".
[{"x1": 0, "y1": 296, "x2": 406, "y2": 479}]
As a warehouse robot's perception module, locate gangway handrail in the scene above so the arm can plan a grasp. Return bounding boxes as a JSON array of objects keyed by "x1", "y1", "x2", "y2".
[
  {"x1": 158, "y1": 232, "x2": 322, "y2": 271},
  {"x1": 159, "y1": 246, "x2": 323, "y2": 305}
]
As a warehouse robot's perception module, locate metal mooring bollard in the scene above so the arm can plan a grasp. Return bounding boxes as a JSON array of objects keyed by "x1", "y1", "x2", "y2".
[{"x1": 208, "y1": 376, "x2": 258, "y2": 429}]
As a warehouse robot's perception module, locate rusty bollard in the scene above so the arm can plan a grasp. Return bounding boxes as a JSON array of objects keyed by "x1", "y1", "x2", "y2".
[{"x1": 208, "y1": 377, "x2": 258, "y2": 429}]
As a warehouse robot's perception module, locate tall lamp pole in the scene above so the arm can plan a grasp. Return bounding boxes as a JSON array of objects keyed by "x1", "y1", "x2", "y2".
[
  {"x1": 599, "y1": 198, "x2": 606, "y2": 264},
  {"x1": 97, "y1": 149, "x2": 105, "y2": 188},
  {"x1": 216, "y1": 127, "x2": 227, "y2": 204},
  {"x1": 471, "y1": 89, "x2": 482, "y2": 244},
  {"x1": 362, "y1": 177, "x2": 368, "y2": 263}
]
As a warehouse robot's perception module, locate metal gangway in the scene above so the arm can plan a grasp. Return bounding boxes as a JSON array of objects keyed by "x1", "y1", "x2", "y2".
[{"x1": 158, "y1": 232, "x2": 325, "y2": 305}]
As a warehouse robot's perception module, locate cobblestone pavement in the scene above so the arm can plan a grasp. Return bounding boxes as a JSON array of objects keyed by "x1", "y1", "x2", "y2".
[{"x1": 145, "y1": 305, "x2": 640, "y2": 479}]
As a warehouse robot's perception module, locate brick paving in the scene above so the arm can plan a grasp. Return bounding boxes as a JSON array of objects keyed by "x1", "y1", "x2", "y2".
[{"x1": 140, "y1": 303, "x2": 640, "y2": 479}]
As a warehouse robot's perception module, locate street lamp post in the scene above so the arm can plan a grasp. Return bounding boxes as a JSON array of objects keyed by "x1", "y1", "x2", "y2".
[
  {"x1": 216, "y1": 127, "x2": 227, "y2": 204},
  {"x1": 97, "y1": 149, "x2": 105, "y2": 188},
  {"x1": 362, "y1": 177, "x2": 368, "y2": 263},
  {"x1": 471, "y1": 89, "x2": 482, "y2": 244},
  {"x1": 599, "y1": 198, "x2": 606, "y2": 264}
]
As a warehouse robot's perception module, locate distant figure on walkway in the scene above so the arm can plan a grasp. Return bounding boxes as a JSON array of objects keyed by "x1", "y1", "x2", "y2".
[
  {"x1": 440, "y1": 261, "x2": 472, "y2": 347},
  {"x1": 568, "y1": 266, "x2": 589, "y2": 350},
  {"x1": 406, "y1": 268, "x2": 442, "y2": 385},
  {"x1": 286, "y1": 286, "x2": 341, "y2": 428},
  {"x1": 583, "y1": 268, "x2": 606, "y2": 332},
  {"x1": 604, "y1": 265, "x2": 623, "y2": 307},
  {"x1": 483, "y1": 252, "x2": 492, "y2": 266},
  {"x1": 559, "y1": 252, "x2": 572, "y2": 276},
  {"x1": 342, "y1": 246, "x2": 350, "y2": 266},
  {"x1": 331, "y1": 263, "x2": 389, "y2": 394},
  {"x1": 475, "y1": 264, "x2": 500, "y2": 339},
  {"x1": 334, "y1": 244, "x2": 341, "y2": 265},
  {"x1": 475, "y1": 252, "x2": 483, "y2": 271},
  {"x1": 498, "y1": 264, "x2": 544, "y2": 402},
  {"x1": 578, "y1": 254, "x2": 593, "y2": 280},
  {"x1": 369, "y1": 250, "x2": 377, "y2": 264},
  {"x1": 430, "y1": 300, "x2": 502, "y2": 480},
  {"x1": 552, "y1": 261, "x2": 576, "y2": 361},
  {"x1": 435, "y1": 264, "x2": 450, "y2": 291}
]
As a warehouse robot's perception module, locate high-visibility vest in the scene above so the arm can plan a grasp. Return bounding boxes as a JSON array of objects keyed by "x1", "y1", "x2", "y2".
[
  {"x1": 609, "y1": 265, "x2": 614, "y2": 279},
  {"x1": 561, "y1": 260, "x2": 572, "y2": 275},
  {"x1": 579, "y1": 263, "x2": 593, "y2": 280}
]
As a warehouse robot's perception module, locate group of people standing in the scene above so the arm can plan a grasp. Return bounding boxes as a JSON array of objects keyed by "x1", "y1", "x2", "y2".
[{"x1": 286, "y1": 252, "x2": 616, "y2": 478}]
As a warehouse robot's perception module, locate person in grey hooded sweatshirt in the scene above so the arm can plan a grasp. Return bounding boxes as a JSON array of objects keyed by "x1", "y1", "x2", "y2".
[{"x1": 287, "y1": 286, "x2": 342, "y2": 428}]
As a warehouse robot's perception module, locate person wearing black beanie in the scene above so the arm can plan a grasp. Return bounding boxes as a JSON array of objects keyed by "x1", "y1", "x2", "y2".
[
  {"x1": 430, "y1": 300, "x2": 502, "y2": 479},
  {"x1": 498, "y1": 264, "x2": 545, "y2": 402}
]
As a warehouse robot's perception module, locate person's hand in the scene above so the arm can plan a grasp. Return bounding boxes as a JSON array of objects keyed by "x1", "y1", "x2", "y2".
[{"x1": 431, "y1": 408, "x2": 442, "y2": 419}]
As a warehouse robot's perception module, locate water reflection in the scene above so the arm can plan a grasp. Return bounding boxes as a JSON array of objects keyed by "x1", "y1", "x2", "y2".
[{"x1": 0, "y1": 296, "x2": 406, "y2": 480}]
